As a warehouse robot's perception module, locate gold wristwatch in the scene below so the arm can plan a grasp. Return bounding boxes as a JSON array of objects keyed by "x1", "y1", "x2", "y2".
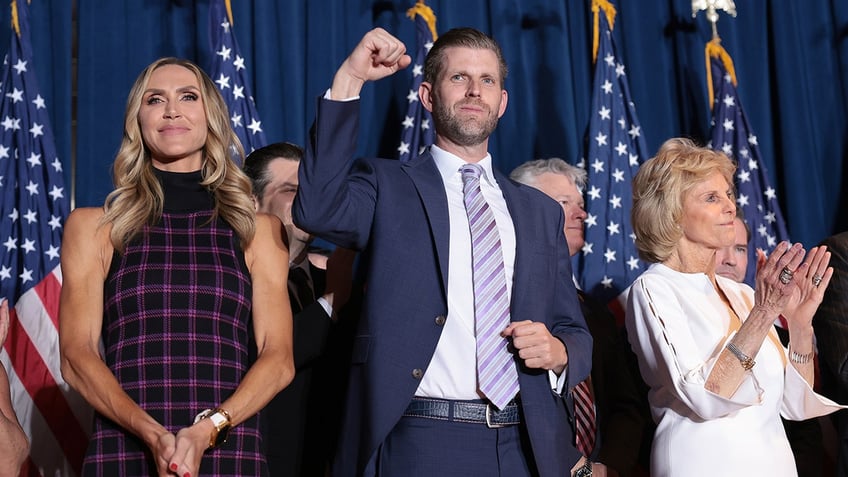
[{"x1": 194, "y1": 408, "x2": 232, "y2": 449}]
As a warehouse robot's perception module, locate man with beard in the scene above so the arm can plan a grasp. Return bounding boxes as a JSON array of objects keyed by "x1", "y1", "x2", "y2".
[{"x1": 292, "y1": 27, "x2": 591, "y2": 477}]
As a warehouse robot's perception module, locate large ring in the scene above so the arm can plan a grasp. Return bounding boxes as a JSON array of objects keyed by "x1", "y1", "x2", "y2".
[
  {"x1": 813, "y1": 274, "x2": 823, "y2": 287},
  {"x1": 779, "y1": 266, "x2": 794, "y2": 285}
]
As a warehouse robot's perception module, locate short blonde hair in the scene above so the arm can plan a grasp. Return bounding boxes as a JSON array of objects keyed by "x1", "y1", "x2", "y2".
[{"x1": 631, "y1": 137, "x2": 736, "y2": 263}]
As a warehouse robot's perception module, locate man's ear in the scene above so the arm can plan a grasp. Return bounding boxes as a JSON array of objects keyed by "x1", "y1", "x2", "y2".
[
  {"x1": 419, "y1": 82, "x2": 434, "y2": 113},
  {"x1": 251, "y1": 195, "x2": 260, "y2": 211}
]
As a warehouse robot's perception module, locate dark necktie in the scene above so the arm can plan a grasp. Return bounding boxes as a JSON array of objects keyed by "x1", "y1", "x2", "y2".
[
  {"x1": 574, "y1": 376, "x2": 597, "y2": 457},
  {"x1": 460, "y1": 163, "x2": 519, "y2": 410},
  {"x1": 288, "y1": 266, "x2": 314, "y2": 313}
]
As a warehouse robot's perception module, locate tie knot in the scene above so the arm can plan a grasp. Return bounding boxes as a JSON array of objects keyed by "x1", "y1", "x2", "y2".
[{"x1": 460, "y1": 163, "x2": 484, "y2": 183}]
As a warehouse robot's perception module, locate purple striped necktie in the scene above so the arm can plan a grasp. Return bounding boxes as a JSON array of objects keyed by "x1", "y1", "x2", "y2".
[{"x1": 460, "y1": 163, "x2": 519, "y2": 410}]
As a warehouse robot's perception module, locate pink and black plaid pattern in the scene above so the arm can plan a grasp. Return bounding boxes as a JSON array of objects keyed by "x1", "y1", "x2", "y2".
[
  {"x1": 83, "y1": 209, "x2": 267, "y2": 476},
  {"x1": 460, "y1": 164, "x2": 519, "y2": 410}
]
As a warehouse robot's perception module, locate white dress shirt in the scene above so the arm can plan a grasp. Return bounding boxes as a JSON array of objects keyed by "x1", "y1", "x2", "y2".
[{"x1": 415, "y1": 146, "x2": 517, "y2": 400}]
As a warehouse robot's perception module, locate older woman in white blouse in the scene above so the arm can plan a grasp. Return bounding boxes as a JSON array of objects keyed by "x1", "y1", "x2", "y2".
[{"x1": 626, "y1": 138, "x2": 842, "y2": 477}]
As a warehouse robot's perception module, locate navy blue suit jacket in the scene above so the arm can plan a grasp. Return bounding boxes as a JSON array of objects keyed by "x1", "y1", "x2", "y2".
[{"x1": 293, "y1": 98, "x2": 592, "y2": 477}]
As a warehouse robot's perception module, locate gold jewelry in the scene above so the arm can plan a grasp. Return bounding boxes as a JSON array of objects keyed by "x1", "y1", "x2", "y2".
[
  {"x1": 726, "y1": 342, "x2": 755, "y2": 370},
  {"x1": 194, "y1": 408, "x2": 232, "y2": 448}
]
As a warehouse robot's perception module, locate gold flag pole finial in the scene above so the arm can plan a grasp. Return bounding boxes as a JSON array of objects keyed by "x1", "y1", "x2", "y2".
[
  {"x1": 10, "y1": 0, "x2": 19, "y2": 37},
  {"x1": 406, "y1": 0, "x2": 438, "y2": 42},
  {"x1": 692, "y1": 0, "x2": 736, "y2": 41},
  {"x1": 591, "y1": 0, "x2": 617, "y2": 65},
  {"x1": 224, "y1": 0, "x2": 234, "y2": 27}
]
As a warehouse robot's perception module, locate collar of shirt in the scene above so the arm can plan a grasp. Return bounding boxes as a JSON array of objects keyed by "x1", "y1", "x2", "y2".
[{"x1": 430, "y1": 144, "x2": 498, "y2": 189}]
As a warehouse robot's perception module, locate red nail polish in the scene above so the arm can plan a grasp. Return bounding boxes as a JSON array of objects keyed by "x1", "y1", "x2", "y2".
[
  {"x1": 170, "y1": 463, "x2": 177, "y2": 471},
  {"x1": 184, "y1": 473, "x2": 191, "y2": 477}
]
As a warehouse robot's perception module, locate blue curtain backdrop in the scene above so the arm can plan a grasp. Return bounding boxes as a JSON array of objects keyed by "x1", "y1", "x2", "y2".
[{"x1": 2, "y1": 0, "x2": 846, "y2": 247}]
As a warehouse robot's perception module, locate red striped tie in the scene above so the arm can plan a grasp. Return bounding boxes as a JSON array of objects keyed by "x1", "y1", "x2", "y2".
[{"x1": 574, "y1": 377, "x2": 597, "y2": 456}]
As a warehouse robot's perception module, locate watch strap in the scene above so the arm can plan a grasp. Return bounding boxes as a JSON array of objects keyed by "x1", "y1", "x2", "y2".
[{"x1": 194, "y1": 408, "x2": 232, "y2": 448}]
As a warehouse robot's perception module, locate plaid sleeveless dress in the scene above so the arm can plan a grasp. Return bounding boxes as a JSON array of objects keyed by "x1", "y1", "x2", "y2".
[{"x1": 82, "y1": 169, "x2": 267, "y2": 476}]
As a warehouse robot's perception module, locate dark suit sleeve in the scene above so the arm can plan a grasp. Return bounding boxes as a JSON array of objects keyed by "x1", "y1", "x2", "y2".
[
  {"x1": 814, "y1": 233, "x2": 848, "y2": 398},
  {"x1": 550, "y1": 209, "x2": 593, "y2": 390},
  {"x1": 292, "y1": 302, "x2": 333, "y2": 370},
  {"x1": 292, "y1": 98, "x2": 376, "y2": 250}
]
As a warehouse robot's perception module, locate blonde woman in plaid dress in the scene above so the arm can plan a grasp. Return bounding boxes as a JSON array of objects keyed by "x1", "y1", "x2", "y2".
[{"x1": 59, "y1": 58, "x2": 294, "y2": 477}]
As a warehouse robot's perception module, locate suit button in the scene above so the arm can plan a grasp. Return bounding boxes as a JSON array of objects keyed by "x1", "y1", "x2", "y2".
[
  {"x1": 412, "y1": 368, "x2": 424, "y2": 379},
  {"x1": 434, "y1": 315, "x2": 446, "y2": 326}
]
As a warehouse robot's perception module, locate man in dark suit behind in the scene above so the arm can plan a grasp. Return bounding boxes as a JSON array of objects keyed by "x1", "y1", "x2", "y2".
[
  {"x1": 511, "y1": 158, "x2": 650, "y2": 477},
  {"x1": 293, "y1": 27, "x2": 592, "y2": 477},
  {"x1": 244, "y1": 142, "x2": 355, "y2": 476},
  {"x1": 814, "y1": 231, "x2": 848, "y2": 476}
]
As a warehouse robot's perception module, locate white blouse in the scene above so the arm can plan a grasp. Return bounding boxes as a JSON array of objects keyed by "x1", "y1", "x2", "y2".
[{"x1": 626, "y1": 263, "x2": 843, "y2": 477}]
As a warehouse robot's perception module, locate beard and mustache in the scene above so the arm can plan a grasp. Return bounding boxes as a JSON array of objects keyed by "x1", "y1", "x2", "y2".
[{"x1": 430, "y1": 93, "x2": 500, "y2": 147}]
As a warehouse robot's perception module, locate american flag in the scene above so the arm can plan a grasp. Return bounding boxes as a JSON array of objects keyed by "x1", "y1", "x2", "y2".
[
  {"x1": 397, "y1": 1, "x2": 436, "y2": 162},
  {"x1": 208, "y1": 0, "x2": 267, "y2": 158},
  {"x1": 0, "y1": 0, "x2": 90, "y2": 475},
  {"x1": 707, "y1": 39, "x2": 789, "y2": 286},
  {"x1": 577, "y1": 1, "x2": 649, "y2": 306}
]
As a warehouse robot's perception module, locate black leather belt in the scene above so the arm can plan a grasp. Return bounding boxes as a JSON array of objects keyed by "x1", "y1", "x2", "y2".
[{"x1": 403, "y1": 396, "x2": 521, "y2": 428}]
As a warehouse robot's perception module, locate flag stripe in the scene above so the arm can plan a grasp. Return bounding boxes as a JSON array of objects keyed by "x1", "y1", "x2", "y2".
[
  {"x1": 0, "y1": 1, "x2": 87, "y2": 475},
  {"x1": 3, "y1": 353, "x2": 77, "y2": 477},
  {"x1": 6, "y1": 303, "x2": 87, "y2": 474},
  {"x1": 33, "y1": 267, "x2": 60, "y2": 328}
]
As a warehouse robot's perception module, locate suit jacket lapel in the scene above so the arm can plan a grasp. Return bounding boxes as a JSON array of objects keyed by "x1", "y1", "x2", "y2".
[
  {"x1": 404, "y1": 152, "x2": 451, "y2": 292},
  {"x1": 498, "y1": 172, "x2": 529, "y2": 314}
]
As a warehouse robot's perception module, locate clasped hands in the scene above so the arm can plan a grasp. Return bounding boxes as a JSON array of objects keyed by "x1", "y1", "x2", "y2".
[
  {"x1": 754, "y1": 240, "x2": 833, "y2": 327},
  {"x1": 150, "y1": 419, "x2": 215, "y2": 477}
]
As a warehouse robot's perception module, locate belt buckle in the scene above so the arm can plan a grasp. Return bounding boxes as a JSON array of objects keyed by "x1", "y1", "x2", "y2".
[{"x1": 485, "y1": 403, "x2": 506, "y2": 429}]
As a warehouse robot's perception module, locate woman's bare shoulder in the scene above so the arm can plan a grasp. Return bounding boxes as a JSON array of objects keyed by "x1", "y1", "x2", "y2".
[
  {"x1": 63, "y1": 207, "x2": 111, "y2": 250},
  {"x1": 65, "y1": 206, "x2": 105, "y2": 228}
]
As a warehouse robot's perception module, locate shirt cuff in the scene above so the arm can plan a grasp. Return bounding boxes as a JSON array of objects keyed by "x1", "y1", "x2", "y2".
[
  {"x1": 323, "y1": 88, "x2": 360, "y2": 102},
  {"x1": 316, "y1": 296, "x2": 333, "y2": 318},
  {"x1": 549, "y1": 367, "x2": 568, "y2": 394}
]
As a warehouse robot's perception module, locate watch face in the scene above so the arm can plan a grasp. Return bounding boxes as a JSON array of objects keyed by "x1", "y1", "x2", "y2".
[
  {"x1": 575, "y1": 463, "x2": 592, "y2": 477},
  {"x1": 209, "y1": 412, "x2": 228, "y2": 428}
]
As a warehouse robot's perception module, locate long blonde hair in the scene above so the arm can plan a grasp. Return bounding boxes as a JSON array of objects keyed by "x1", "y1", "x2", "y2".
[{"x1": 101, "y1": 57, "x2": 256, "y2": 252}]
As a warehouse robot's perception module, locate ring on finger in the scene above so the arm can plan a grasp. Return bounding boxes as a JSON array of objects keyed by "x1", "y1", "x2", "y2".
[
  {"x1": 779, "y1": 266, "x2": 794, "y2": 285},
  {"x1": 813, "y1": 274, "x2": 823, "y2": 287}
]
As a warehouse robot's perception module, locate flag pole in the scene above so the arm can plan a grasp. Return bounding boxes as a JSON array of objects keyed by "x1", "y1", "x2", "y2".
[
  {"x1": 691, "y1": 0, "x2": 737, "y2": 41},
  {"x1": 693, "y1": 0, "x2": 738, "y2": 111}
]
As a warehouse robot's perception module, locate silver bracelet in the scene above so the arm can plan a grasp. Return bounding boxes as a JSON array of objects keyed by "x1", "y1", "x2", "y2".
[
  {"x1": 726, "y1": 342, "x2": 755, "y2": 370},
  {"x1": 789, "y1": 346, "x2": 815, "y2": 364}
]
